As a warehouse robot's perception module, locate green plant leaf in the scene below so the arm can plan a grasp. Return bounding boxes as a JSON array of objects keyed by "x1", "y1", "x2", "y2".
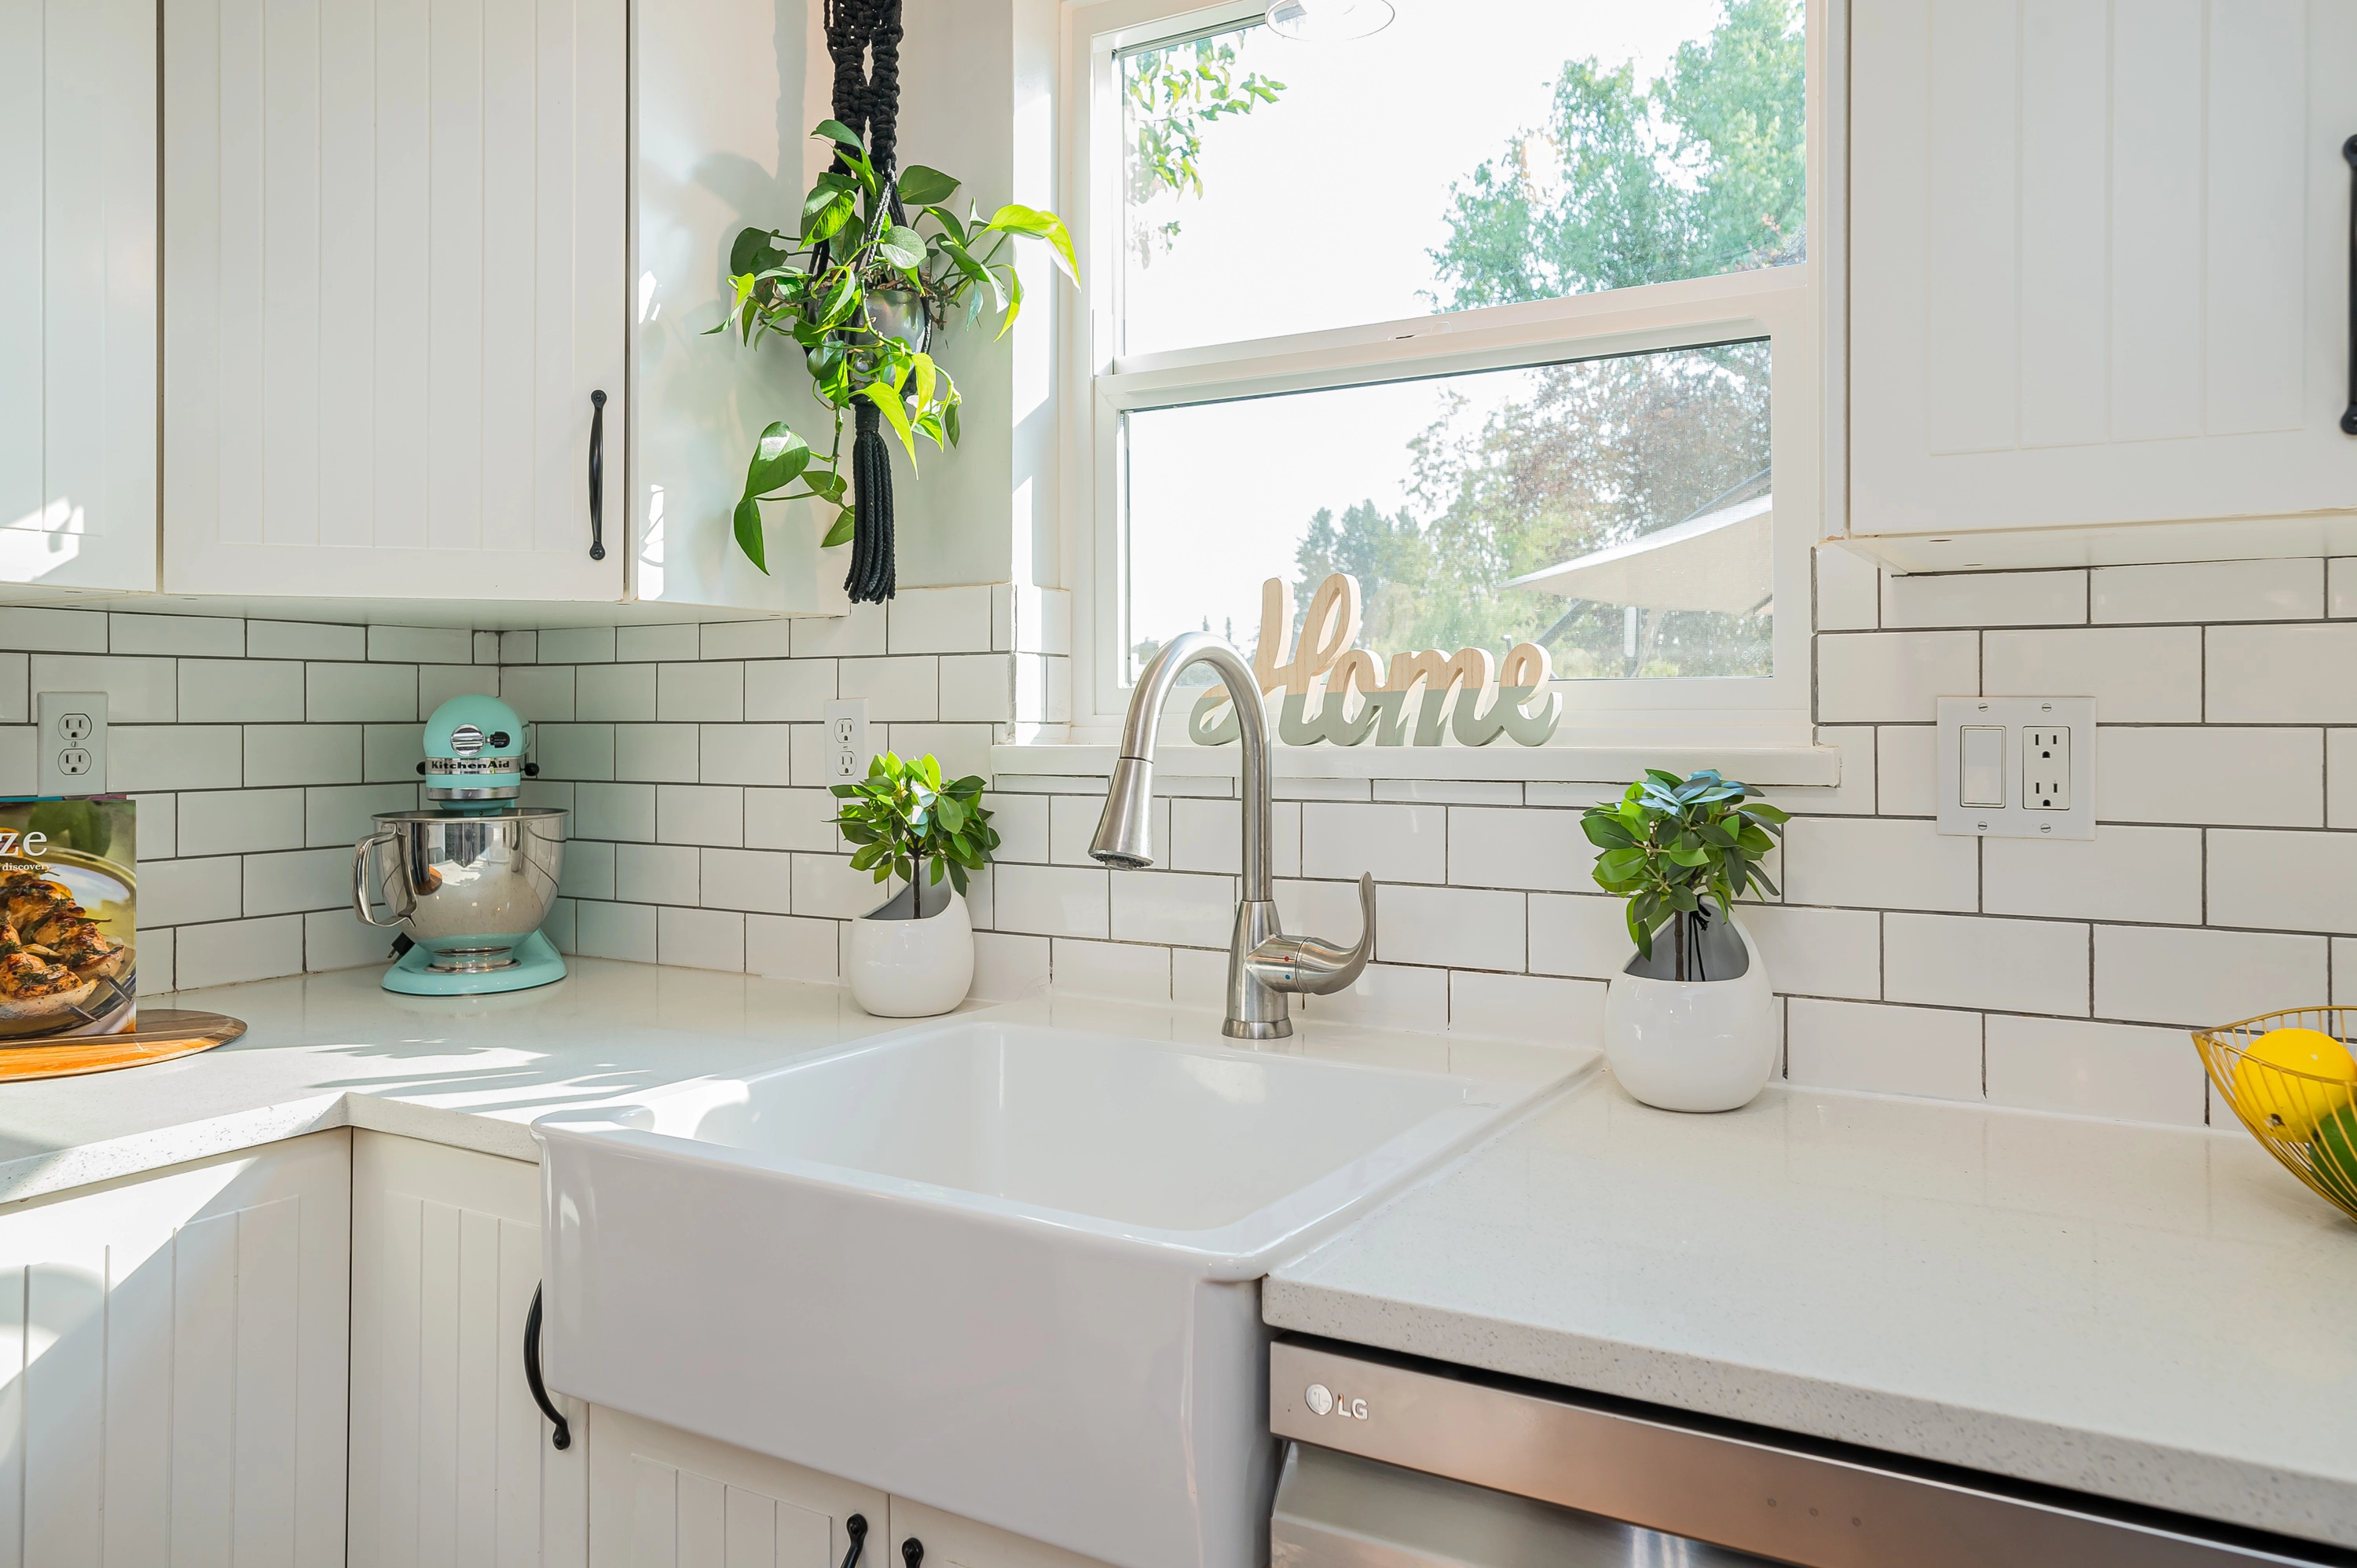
[
  {"x1": 819, "y1": 510, "x2": 855, "y2": 548},
  {"x1": 742, "y1": 421, "x2": 811, "y2": 499},
  {"x1": 993, "y1": 263, "x2": 1025, "y2": 341},
  {"x1": 898, "y1": 165, "x2": 960, "y2": 205},
  {"x1": 857, "y1": 380, "x2": 918, "y2": 461},
  {"x1": 877, "y1": 225, "x2": 927, "y2": 269},
  {"x1": 1581, "y1": 814, "x2": 1635, "y2": 849},
  {"x1": 984, "y1": 203, "x2": 1080, "y2": 284},
  {"x1": 814, "y1": 119, "x2": 866, "y2": 154},
  {"x1": 731, "y1": 497, "x2": 769, "y2": 574}
]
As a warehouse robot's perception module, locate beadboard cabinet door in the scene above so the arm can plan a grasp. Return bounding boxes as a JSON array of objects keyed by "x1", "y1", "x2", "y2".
[
  {"x1": 349, "y1": 1130, "x2": 588, "y2": 1568},
  {"x1": 0, "y1": 0, "x2": 159, "y2": 592},
  {"x1": 1847, "y1": 0, "x2": 2357, "y2": 567},
  {"x1": 0, "y1": 1130, "x2": 351, "y2": 1566},
  {"x1": 162, "y1": 0, "x2": 627, "y2": 603},
  {"x1": 585, "y1": 1405, "x2": 887, "y2": 1568}
]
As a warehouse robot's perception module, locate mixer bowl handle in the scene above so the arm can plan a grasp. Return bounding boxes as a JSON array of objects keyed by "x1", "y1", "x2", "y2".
[{"x1": 351, "y1": 830, "x2": 414, "y2": 928}]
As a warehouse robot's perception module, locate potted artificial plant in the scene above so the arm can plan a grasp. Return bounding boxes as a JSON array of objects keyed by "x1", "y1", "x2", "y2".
[
  {"x1": 1582, "y1": 769, "x2": 1787, "y2": 1112},
  {"x1": 833, "y1": 752, "x2": 999, "y2": 1017}
]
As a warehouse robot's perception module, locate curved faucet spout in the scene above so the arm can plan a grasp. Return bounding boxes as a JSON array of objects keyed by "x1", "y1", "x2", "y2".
[{"x1": 1088, "y1": 632, "x2": 1273, "y2": 904}]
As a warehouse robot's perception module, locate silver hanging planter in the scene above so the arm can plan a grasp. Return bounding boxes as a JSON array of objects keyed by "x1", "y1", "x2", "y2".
[{"x1": 866, "y1": 288, "x2": 934, "y2": 356}]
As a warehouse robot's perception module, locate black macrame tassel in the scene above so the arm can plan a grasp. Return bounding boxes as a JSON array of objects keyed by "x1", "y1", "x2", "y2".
[{"x1": 827, "y1": 0, "x2": 906, "y2": 604}]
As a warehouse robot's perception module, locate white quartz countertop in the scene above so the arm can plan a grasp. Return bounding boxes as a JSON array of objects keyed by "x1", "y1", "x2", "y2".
[{"x1": 1264, "y1": 1072, "x2": 2357, "y2": 1550}]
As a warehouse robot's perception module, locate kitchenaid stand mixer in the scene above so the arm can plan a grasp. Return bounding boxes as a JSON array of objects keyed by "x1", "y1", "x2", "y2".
[{"x1": 352, "y1": 695, "x2": 568, "y2": 995}]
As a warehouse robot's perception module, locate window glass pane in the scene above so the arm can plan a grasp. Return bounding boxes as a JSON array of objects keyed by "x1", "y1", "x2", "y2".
[
  {"x1": 1123, "y1": 340, "x2": 1772, "y2": 687},
  {"x1": 1117, "y1": 1, "x2": 1806, "y2": 356}
]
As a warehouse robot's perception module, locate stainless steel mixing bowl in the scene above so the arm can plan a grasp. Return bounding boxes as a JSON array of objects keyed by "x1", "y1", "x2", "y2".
[{"x1": 352, "y1": 808, "x2": 566, "y2": 971}]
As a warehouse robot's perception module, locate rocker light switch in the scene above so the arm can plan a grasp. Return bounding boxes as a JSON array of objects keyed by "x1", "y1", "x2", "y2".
[{"x1": 1959, "y1": 726, "x2": 2006, "y2": 808}]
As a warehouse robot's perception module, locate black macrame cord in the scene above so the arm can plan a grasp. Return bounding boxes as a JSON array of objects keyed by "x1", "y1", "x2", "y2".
[{"x1": 828, "y1": 0, "x2": 905, "y2": 604}]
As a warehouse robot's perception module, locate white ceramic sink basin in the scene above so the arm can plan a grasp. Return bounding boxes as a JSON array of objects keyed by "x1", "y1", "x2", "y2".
[{"x1": 535, "y1": 1013, "x2": 1578, "y2": 1568}]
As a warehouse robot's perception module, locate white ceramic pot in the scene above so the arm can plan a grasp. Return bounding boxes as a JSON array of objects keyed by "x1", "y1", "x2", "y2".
[
  {"x1": 847, "y1": 879, "x2": 974, "y2": 1018},
  {"x1": 1603, "y1": 914, "x2": 1777, "y2": 1112}
]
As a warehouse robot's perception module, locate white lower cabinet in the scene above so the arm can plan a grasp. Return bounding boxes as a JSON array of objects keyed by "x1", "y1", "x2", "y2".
[
  {"x1": 587, "y1": 1407, "x2": 1113, "y2": 1568},
  {"x1": 349, "y1": 1130, "x2": 588, "y2": 1568},
  {"x1": 0, "y1": 1129, "x2": 351, "y2": 1565}
]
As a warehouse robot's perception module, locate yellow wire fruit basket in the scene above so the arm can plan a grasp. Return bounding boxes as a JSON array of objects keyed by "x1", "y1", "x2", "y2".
[{"x1": 2193, "y1": 1006, "x2": 2357, "y2": 1223}]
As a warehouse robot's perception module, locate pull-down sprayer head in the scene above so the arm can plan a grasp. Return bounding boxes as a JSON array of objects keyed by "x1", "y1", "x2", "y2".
[{"x1": 1088, "y1": 757, "x2": 1157, "y2": 870}]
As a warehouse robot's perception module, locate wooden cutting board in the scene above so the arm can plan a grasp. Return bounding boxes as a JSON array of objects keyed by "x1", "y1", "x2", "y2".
[{"x1": 0, "y1": 1009, "x2": 247, "y2": 1083}]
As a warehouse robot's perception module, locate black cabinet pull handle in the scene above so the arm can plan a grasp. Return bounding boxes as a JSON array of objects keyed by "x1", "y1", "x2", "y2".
[
  {"x1": 588, "y1": 389, "x2": 609, "y2": 559},
  {"x1": 2344, "y1": 137, "x2": 2357, "y2": 435},
  {"x1": 523, "y1": 1283, "x2": 572, "y2": 1450},
  {"x1": 900, "y1": 1539, "x2": 923, "y2": 1568},
  {"x1": 839, "y1": 1515, "x2": 868, "y2": 1568}
]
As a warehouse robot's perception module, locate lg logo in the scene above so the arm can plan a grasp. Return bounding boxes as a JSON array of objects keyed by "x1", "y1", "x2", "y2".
[{"x1": 1303, "y1": 1383, "x2": 1368, "y2": 1420}]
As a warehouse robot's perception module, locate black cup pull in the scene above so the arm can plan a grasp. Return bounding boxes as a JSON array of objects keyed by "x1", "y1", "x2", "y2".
[
  {"x1": 2343, "y1": 137, "x2": 2357, "y2": 435},
  {"x1": 839, "y1": 1515, "x2": 868, "y2": 1568},
  {"x1": 523, "y1": 1283, "x2": 572, "y2": 1450},
  {"x1": 900, "y1": 1539, "x2": 923, "y2": 1568},
  {"x1": 588, "y1": 389, "x2": 609, "y2": 559}
]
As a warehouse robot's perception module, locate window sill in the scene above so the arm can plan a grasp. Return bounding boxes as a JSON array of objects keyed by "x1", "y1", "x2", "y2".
[{"x1": 989, "y1": 739, "x2": 1842, "y2": 788}]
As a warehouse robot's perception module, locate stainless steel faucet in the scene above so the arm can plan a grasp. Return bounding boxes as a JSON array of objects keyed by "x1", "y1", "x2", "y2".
[{"x1": 1090, "y1": 632, "x2": 1374, "y2": 1039}]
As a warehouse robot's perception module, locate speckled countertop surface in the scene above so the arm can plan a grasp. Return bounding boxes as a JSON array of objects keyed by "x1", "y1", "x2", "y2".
[{"x1": 1265, "y1": 1072, "x2": 2357, "y2": 1548}]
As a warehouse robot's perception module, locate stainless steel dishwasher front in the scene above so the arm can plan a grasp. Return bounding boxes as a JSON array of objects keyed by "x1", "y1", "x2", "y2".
[{"x1": 1269, "y1": 1339, "x2": 2343, "y2": 1568}]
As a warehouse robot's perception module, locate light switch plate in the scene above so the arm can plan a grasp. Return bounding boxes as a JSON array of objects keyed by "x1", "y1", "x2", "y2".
[
  {"x1": 37, "y1": 691, "x2": 108, "y2": 797},
  {"x1": 1936, "y1": 696, "x2": 2095, "y2": 839},
  {"x1": 823, "y1": 698, "x2": 872, "y2": 784}
]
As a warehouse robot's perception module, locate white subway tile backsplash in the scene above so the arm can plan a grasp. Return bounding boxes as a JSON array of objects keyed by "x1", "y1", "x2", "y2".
[
  {"x1": 1052, "y1": 939, "x2": 1171, "y2": 1002},
  {"x1": 1982, "y1": 1016, "x2": 2207, "y2": 1126},
  {"x1": 1816, "y1": 631, "x2": 1976, "y2": 723},
  {"x1": 498, "y1": 665, "x2": 575, "y2": 721},
  {"x1": 1166, "y1": 797, "x2": 1239, "y2": 874},
  {"x1": 1448, "y1": 806, "x2": 1586, "y2": 891},
  {"x1": 745, "y1": 658, "x2": 838, "y2": 721},
  {"x1": 1814, "y1": 546, "x2": 1882, "y2": 631},
  {"x1": 747, "y1": 788, "x2": 843, "y2": 853},
  {"x1": 578, "y1": 663, "x2": 658, "y2": 721},
  {"x1": 1884, "y1": 913, "x2": 2088, "y2": 1016},
  {"x1": 1983, "y1": 826, "x2": 2202, "y2": 925},
  {"x1": 145, "y1": 856, "x2": 245, "y2": 926},
  {"x1": 308, "y1": 662, "x2": 416, "y2": 723},
  {"x1": 174, "y1": 658, "x2": 300, "y2": 724},
  {"x1": 306, "y1": 907, "x2": 391, "y2": 973},
  {"x1": 0, "y1": 728, "x2": 34, "y2": 795},
  {"x1": 2096, "y1": 727, "x2": 2322, "y2": 826},
  {"x1": 1109, "y1": 870, "x2": 1236, "y2": 947},
  {"x1": 0, "y1": 654, "x2": 25, "y2": 724},
  {"x1": 839, "y1": 656, "x2": 939, "y2": 720},
  {"x1": 178, "y1": 788, "x2": 306, "y2": 856},
  {"x1": 2333, "y1": 559, "x2": 2357, "y2": 618},
  {"x1": 2207, "y1": 830, "x2": 2357, "y2": 934},
  {"x1": 304, "y1": 782, "x2": 418, "y2": 847},
  {"x1": 656, "y1": 784, "x2": 743, "y2": 847},
  {"x1": 1874, "y1": 726, "x2": 1936, "y2": 816},
  {"x1": 658, "y1": 661, "x2": 745, "y2": 722},
  {"x1": 1301, "y1": 802, "x2": 1446, "y2": 884},
  {"x1": 31, "y1": 654, "x2": 177, "y2": 722},
  {"x1": 2091, "y1": 559, "x2": 2322, "y2": 625},
  {"x1": 1741, "y1": 904, "x2": 1881, "y2": 999},
  {"x1": 1882, "y1": 570, "x2": 2084, "y2": 629},
  {"x1": 558, "y1": 840, "x2": 618, "y2": 902},
  {"x1": 1377, "y1": 885, "x2": 1523, "y2": 971},
  {"x1": 1783, "y1": 817, "x2": 1977, "y2": 912},
  {"x1": 1528, "y1": 893, "x2": 1638, "y2": 981},
  {"x1": 972, "y1": 930, "x2": 1053, "y2": 1001},
  {"x1": 368, "y1": 625, "x2": 471, "y2": 665},
  {"x1": 1299, "y1": 962, "x2": 1448, "y2": 1032},
  {"x1": 616, "y1": 724, "x2": 702, "y2": 784},
  {"x1": 698, "y1": 848, "x2": 794, "y2": 914},
  {"x1": 982, "y1": 793, "x2": 1050, "y2": 863},
  {"x1": 111, "y1": 726, "x2": 242, "y2": 792},
  {"x1": 537, "y1": 723, "x2": 615, "y2": 782},
  {"x1": 111, "y1": 613, "x2": 244, "y2": 657},
  {"x1": 574, "y1": 900, "x2": 658, "y2": 961},
  {"x1": 246, "y1": 725, "x2": 363, "y2": 787},
  {"x1": 992, "y1": 863, "x2": 1110, "y2": 940},
  {"x1": 1786, "y1": 998, "x2": 1982, "y2": 1101},
  {"x1": 2334, "y1": 731, "x2": 2357, "y2": 830},
  {"x1": 1983, "y1": 627, "x2": 2201, "y2": 720},
  {"x1": 699, "y1": 724, "x2": 793, "y2": 787},
  {"x1": 2094, "y1": 925, "x2": 2326, "y2": 1027},
  {"x1": 791, "y1": 853, "x2": 885, "y2": 920},
  {"x1": 132, "y1": 793, "x2": 175, "y2": 860},
  {"x1": 248, "y1": 620, "x2": 364, "y2": 660},
  {"x1": 576, "y1": 782, "x2": 657, "y2": 842},
  {"x1": 361, "y1": 724, "x2": 426, "y2": 782},
  {"x1": 883, "y1": 724, "x2": 994, "y2": 784},
  {"x1": 493, "y1": 631, "x2": 533, "y2": 664},
  {"x1": 618, "y1": 843, "x2": 701, "y2": 905},
  {"x1": 699, "y1": 620, "x2": 794, "y2": 661},
  {"x1": 420, "y1": 665, "x2": 500, "y2": 713},
  {"x1": 1757, "y1": 728, "x2": 1877, "y2": 817},
  {"x1": 746, "y1": 914, "x2": 841, "y2": 980},
  {"x1": 940, "y1": 654, "x2": 1015, "y2": 722},
  {"x1": 1373, "y1": 781, "x2": 1523, "y2": 805},
  {"x1": 1446, "y1": 971, "x2": 1604, "y2": 1048},
  {"x1": 243, "y1": 847, "x2": 350, "y2": 917},
  {"x1": 2206, "y1": 624, "x2": 2357, "y2": 723},
  {"x1": 174, "y1": 914, "x2": 304, "y2": 990},
  {"x1": 790, "y1": 603, "x2": 887, "y2": 659},
  {"x1": 540, "y1": 627, "x2": 616, "y2": 663},
  {"x1": 888, "y1": 586, "x2": 995, "y2": 654},
  {"x1": 616, "y1": 624, "x2": 701, "y2": 663},
  {"x1": 0, "y1": 606, "x2": 108, "y2": 654}
]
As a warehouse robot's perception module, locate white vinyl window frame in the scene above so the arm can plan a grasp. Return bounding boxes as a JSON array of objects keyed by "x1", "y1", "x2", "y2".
[{"x1": 1057, "y1": 0, "x2": 1836, "y2": 753}]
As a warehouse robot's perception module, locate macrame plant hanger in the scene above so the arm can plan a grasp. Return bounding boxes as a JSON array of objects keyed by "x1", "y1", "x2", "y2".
[{"x1": 828, "y1": 0, "x2": 906, "y2": 604}]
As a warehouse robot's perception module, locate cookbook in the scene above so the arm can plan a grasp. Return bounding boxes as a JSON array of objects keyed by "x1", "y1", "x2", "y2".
[{"x1": 0, "y1": 796, "x2": 136, "y2": 1039}]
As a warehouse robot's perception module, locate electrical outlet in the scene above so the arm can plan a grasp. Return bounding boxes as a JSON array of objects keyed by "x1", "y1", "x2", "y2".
[
  {"x1": 37, "y1": 691, "x2": 108, "y2": 797},
  {"x1": 824, "y1": 698, "x2": 871, "y2": 783},
  {"x1": 1936, "y1": 696, "x2": 2094, "y2": 840},
  {"x1": 2023, "y1": 727, "x2": 2071, "y2": 810}
]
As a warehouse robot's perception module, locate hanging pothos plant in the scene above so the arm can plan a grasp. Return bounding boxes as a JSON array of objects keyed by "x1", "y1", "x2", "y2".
[{"x1": 713, "y1": 120, "x2": 1077, "y2": 573}]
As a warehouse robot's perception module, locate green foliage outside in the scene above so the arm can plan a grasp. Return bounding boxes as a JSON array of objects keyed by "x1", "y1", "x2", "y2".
[
  {"x1": 1582, "y1": 769, "x2": 1786, "y2": 980},
  {"x1": 1280, "y1": 0, "x2": 1802, "y2": 679},
  {"x1": 831, "y1": 752, "x2": 999, "y2": 896},
  {"x1": 1121, "y1": 37, "x2": 1285, "y2": 262}
]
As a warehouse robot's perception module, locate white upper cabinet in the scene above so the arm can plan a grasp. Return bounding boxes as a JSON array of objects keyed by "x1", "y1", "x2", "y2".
[
  {"x1": 1847, "y1": 0, "x2": 2357, "y2": 568},
  {"x1": 162, "y1": 0, "x2": 628, "y2": 602},
  {"x1": 0, "y1": 0, "x2": 159, "y2": 592}
]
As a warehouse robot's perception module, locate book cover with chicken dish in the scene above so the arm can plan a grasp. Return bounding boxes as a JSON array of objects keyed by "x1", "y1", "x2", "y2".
[{"x1": 0, "y1": 797, "x2": 135, "y2": 1039}]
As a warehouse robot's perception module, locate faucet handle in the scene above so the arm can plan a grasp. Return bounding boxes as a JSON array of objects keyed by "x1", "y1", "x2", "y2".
[{"x1": 1245, "y1": 874, "x2": 1375, "y2": 997}]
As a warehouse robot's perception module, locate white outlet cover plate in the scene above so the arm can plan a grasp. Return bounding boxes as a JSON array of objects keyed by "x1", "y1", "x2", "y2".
[
  {"x1": 823, "y1": 698, "x2": 871, "y2": 783},
  {"x1": 1936, "y1": 696, "x2": 2095, "y2": 840},
  {"x1": 37, "y1": 691, "x2": 108, "y2": 797}
]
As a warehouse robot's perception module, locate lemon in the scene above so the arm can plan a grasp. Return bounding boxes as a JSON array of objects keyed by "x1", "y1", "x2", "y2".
[
  {"x1": 2311, "y1": 1105, "x2": 2357, "y2": 1212},
  {"x1": 2232, "y1": 1027, "x2": 2357, "y2": 1141}
]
